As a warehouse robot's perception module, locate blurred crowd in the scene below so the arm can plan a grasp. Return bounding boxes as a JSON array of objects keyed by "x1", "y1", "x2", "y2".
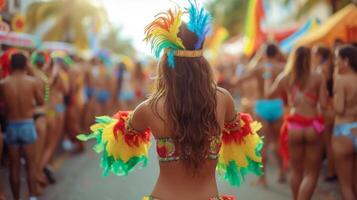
[
  {"x1": 0, "y1": 46, "x2": 157, "y2": 200},
  {"x1": 217, "y1": 39, "x2": 357, "y2": 200},
  {"x1": 0, "y1": 38, "x2": 357, "y2": 200}
]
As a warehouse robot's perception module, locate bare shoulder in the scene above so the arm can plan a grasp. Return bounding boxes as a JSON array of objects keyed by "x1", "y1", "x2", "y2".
[
  {"x1": 133, "y1": 99, "x2": 151, "y2": 115},
  {"x1": 25, "y1": 75, "x2": 39, "y2": 85},
  {"x1": 216, "y1": 86, "x2": 234, "y2": 103},
  {"x1": 217, "y1": 86, "x2": 231, "y2": 98}
]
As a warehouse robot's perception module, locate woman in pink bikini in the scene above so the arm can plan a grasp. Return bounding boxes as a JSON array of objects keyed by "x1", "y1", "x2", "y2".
[
  {"x1": 78, "y1": 2, "x2": 263, "y2": 200},
  {"x1": 268, "y1": 46, "x2": 327, "y2": 200}
]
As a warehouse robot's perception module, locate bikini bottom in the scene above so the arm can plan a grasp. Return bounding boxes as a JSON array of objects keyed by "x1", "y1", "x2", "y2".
[
  {"x1": 142, "y1": 195, "x2": 235, "y2": 200},
  {"x1": 333, "y1": 122, "x2": 357, "y2": 151}
]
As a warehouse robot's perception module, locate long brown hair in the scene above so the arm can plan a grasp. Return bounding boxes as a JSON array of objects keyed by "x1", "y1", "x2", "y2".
[
  {"x1": 285, "y1": 46, "x2": 311, "y2": 88},
  {"x1": 148, "y1": 24, "x2": 220, "y2": 173},
  {"x1": 337, "y1": 44, "x2": 357, "y2": 73}
]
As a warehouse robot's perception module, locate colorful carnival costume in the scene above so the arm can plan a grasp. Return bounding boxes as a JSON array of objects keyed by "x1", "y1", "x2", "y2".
[
  {"x1": 279, "y1": 114, "x2": 324, "y2": 167},
  {"x1": 78, "y1": 1, "x2": 263, "y2": 199},
  {"x1": 78, "y1": 111, "x2": 262, "y2": 198}
]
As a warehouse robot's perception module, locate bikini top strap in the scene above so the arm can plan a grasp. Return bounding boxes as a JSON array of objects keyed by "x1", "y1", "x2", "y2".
[{"x1": 291, "y1": 83, "x2": 318, "y2": 105}]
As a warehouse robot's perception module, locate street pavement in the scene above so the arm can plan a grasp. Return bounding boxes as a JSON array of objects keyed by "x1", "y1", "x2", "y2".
[{"x1": 1, "y1": 140, "x2": 341, "y2": 200}]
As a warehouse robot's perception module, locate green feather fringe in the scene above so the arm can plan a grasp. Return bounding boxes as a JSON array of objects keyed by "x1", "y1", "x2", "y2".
[
  {"x1": 77, "y1": 116, "x2": 148, "y2": 177},
  {"x1": 217, "y1": 139, "x2": 263, "y2": 186}
]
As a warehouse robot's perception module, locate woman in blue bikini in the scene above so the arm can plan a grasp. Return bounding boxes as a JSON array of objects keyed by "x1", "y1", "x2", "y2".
[
  {"x1": 332, "y1": 45, "x2": 357, "y2": 200},
  {"x1": 232, "y1": 43, "x2": 286, "y2": 184}
]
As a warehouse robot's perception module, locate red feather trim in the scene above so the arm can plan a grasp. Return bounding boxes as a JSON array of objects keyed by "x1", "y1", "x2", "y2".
[
  {"x1": 112, "y1": 111, "x2": 151, "y2": 147},
  {"x1": 222, "y1": 113, "x2": 253, "y2": 144}
]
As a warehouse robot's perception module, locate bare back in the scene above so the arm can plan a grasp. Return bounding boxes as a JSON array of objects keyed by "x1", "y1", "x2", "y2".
[
  {"x1": 130, "y1": 87, "x2": 235, "y2": 200},
  {"x1": 260, "y1": 60, "x2": 285, "y2": 98},
  {"x1": 0, "y1": 73, "x2": 42, "y2": 121},
  {"x1": 334, "y1": 73, "x2": 357, "y2": 124},
  {"x1": 247, "y1": 60, "x2": 284, "y2": 99},
  {"x1": 280, "y1": 72, "x2": 326, "y2": 117}
]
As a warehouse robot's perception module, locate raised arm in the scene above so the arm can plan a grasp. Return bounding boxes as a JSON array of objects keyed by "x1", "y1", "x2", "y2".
[
  {"x1": 231, "y1": 66, "x2": 260, "y2": 86},
  {"x1": 33, "y1": 77, "x2": 44, "y2": 106},
  {"x1": 267, "y1": 72, "x2": 286, "y2": 99}
]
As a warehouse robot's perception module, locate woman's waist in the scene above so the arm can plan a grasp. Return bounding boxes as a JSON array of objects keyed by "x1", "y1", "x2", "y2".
[
  {"x1": 289, "y1": 107, "x2": 319, "y2": 117},
  {"x1": 152, "y1": 173, "x2": 218, "y2": 200},
  {"x1": 335, "y1": 116, "x2": 357, "y2": 125}
]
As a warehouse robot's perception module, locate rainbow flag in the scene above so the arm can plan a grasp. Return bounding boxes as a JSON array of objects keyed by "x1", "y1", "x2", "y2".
[
  {"x1": 204, "y1": 25, "x2": 229, "y2": 65},
  {"x1": 243, "y1": 0, "x2": 265, "y2": 56}
]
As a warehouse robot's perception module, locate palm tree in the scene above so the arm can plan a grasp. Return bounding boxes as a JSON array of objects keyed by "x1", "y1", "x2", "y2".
[{"x1": 26, "y1": 0, "x2": 108, "y2": 49}]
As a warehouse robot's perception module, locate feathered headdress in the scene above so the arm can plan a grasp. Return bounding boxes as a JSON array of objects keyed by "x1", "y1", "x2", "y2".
[{"x1": 144, "y1": 0, "x2": 212, "y2": 68}]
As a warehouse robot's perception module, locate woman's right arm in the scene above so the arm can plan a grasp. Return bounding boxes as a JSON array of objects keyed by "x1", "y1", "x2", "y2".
[{"x1": 267, "y1": 72, "x2": 286, "y2": 99}]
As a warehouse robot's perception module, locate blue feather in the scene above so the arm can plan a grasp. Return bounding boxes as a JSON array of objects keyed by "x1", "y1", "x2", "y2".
[
  {"x1": 186, "y1": 0, "x2": 212, "y2": 49},
  {"x1": 167, "y1": 49, "x2": 175, "y2": 69}
]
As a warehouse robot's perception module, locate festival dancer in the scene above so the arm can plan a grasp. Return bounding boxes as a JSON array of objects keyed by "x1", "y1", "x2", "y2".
[
  {"x1": 0, "y1": 52, "x2": 44, "y2": 200},
  {"x1": 232, "y1": 43, "x2": 286, "y2": 184},
  {"x1": 332, "y1": 45, "x2": 357, "y2": 200},
  {"x1": 311, "y1": 45, "x2": 337, "y2": 181},
  {"x1": 133, "y1": 61, "x2": 147, "y2": 104},
  {"x1": 41, "y1": 54, "x2": 69, "y2": 183},
  {"x1": 78, "y1": 2, "x2": 263, "y2": 200},
  {"x1": 59, "y1": 53, "x2": 85, "y2": 153},
  {"x1": 117, "y1": 63, "x2": 136, "y2": 110},
  {"x1": 82, "y1": 59, "x2": 97, "y2": 132},
  {"x1": 268, "y1": 46, "x2": 327, "y2": 200},
  {"x1": 91, "y1": 59, "x2": 112, "y2": 116},
  {"x1": 30, "y1": 51, "x2": 51, "y2": 187}
]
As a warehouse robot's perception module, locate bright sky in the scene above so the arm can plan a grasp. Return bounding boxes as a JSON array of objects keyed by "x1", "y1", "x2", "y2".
[{"x1": 101, "y1": 0, "x2": 208, "y2": 57}]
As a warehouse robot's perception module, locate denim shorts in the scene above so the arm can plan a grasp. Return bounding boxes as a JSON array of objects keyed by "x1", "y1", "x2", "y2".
[{"x1": 5, "y1": 119, "x2": 37, "y2": 146}]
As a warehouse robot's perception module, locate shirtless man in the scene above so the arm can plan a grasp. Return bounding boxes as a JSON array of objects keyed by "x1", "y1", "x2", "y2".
[
  {"x1": 232, "y1": 43, "x2": 286, "y2": 184},
  {"x1": 0, "y1": 53, "x2": 44, "y2": 200},
  {"x1": 332, "y1": 45, "x2": 357, "y2": 200}
]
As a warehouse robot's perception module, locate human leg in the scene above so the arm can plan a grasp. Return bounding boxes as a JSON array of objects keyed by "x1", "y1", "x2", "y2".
[
  {"x1": 22, "y1": 143, "x2": 38, "y2": 197},
  {"x1": 332, "y1": 136, "x2": 355, "y2": 200},
  {"x1": 8, "y1": 146, "x2": 21, "y2": 200},
  {"x1": 323, "y1": 114, "x2": 336, "y2": 180},
  {"x1": 272, "y1": 119, "x2": 286, "y2": 182},
  {"x1": 41, "y1": 115, "x2": 57, "y2": 173},
  {"x1": 297, "y1": 128, "x2": 323, "y2": 200},
  {"x1": 288, "y1": 129, "x2": 304, "y2": 200},
  {"x1": 34, "y1": 116, "x2": 48, "y2": 185}
]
